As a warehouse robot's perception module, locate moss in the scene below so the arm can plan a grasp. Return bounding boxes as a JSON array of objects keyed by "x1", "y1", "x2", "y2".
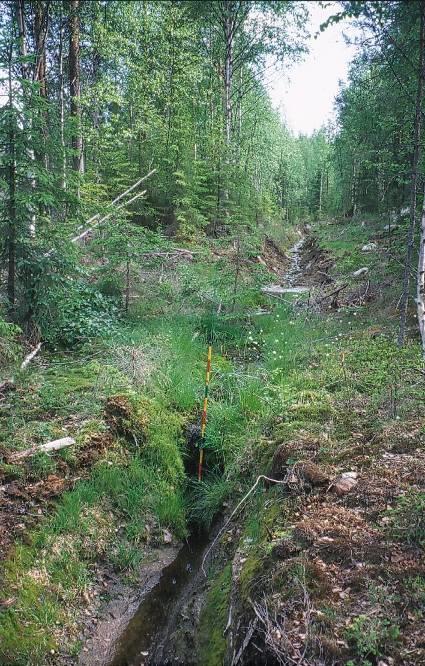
[
  {"x1": 198, "y1": 564, "x2": 232, "y2": 666},
  {"x1": 239, "y1": 551, "x2": 264, "y2": 601}
]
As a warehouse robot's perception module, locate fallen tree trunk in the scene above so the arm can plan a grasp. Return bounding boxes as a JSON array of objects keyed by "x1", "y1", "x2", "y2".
[
  {"x1": 140, "y1": 248, "x2": 195, "y2": 259},
  {"x1": 44, "y1": 168, "x2": 156, "y2": 257},
  {"x1": 317, "y1": 283, "x2": 349, "y2": 303},
  {"x1": 71, "y1": 189, "x2": 146, "y2": 244},
  {"x1": 20, "y1": 342, "x2": 42, "y2": 371},
  {"x1": 7, "y1": 437, "x2": 75, "y2": 462}
]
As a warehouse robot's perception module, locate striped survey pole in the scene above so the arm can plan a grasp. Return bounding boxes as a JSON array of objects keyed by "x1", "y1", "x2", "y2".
[{"x1": 198, "y1": 344, "x2": 212, "y2": 481}]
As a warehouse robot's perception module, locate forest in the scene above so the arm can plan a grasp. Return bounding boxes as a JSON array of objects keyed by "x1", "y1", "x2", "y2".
[{"x1": 0, "y1": 1, "x2": 424, "y2": 665}]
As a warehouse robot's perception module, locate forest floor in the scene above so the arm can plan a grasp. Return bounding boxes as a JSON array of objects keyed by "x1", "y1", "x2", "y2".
[{"x1": 0, "y1": 216, "x2": 424, "y2": 666}]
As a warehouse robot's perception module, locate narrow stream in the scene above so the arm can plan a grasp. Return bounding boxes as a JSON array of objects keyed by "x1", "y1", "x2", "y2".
[
  {"x1": 104, "y1": 238, "x2": 306, "y2": 666},
  {"x1": 108, "y1": 528, "x2": 212, "y2": 666}
]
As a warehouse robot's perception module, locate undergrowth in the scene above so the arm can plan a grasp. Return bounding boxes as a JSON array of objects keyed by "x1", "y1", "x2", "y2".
[{"x1": 1, "y1": 221, "x2": 424, "y2": 664}]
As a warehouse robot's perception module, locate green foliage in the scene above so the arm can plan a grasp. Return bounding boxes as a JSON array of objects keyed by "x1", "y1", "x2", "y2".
[
  {"x1": 386, "y1": 489, "x2": 425, "y2": 547},
  {"x1": 110, "y1": 541, "x2": 144, "y2": 573},
  {"x1": 28, "y1": 452, "x2": 57, "y2": 479},
  {"x1": 38, "y1": 281, "x2": 117, "y2": 347},
  {"x1": 0, "y1": 315, "x2": 21, "y2": 372},
  {"x1": 345, "y1": 615, "x2": 400, "y2": 662},
  {"x1": 188, "y1": 476, "x2": 233, "y2": 528}
]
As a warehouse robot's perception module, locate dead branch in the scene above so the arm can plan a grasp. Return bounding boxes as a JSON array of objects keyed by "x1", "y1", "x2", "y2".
[
  {"x1": 317, "y1": 283, "x2": 349, "y2": 303},
  {"x1": 232, "y1": 618, "x2": 259, "y2": 665},
  {"x1": 1, "y1": 343, "x2": 43, "y2": 396},
  {"x1": 7, "y1": 437, "x2": 76, "y2": 463},
  {"x1": 140, "y1": 248, "x2": 195, "y2": 259},
  {"x1": 45, "y1": 168, "x2": 156, "y2": 256},
  {"x1": 71, "y1": 190, "x2": 147, "y2": 244}
]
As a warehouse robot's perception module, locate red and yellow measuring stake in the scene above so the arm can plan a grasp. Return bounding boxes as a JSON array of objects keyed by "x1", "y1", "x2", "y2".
[{"x1": 198, "y1": 344, "x2": 212, "y2": 481}]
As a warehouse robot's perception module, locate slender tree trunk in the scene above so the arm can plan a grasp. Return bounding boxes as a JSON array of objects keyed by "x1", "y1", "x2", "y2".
[
  {"x1": 34, "y1": 1, "x2": 48, "y2": 99},
  {"x1": 69, "y1": 0, "x2": 84, "y2": 179},
  {"x1": 16, "y1": 0, "x2": 36, "y2": 236},
  {"x1": 224, "y1": 11, "x2": 232, "y2": 150},
  {"x1": 318, "y1": 168, "x2": 323, "y2": 219},
  {"x1": 16, "y1": 0, "x2": 27, "y2": 76},
  {"x1": 221, "y1": 2, "x2": 235, "y2": 216},
  {"x1": 7, "y1": 43, "x2": 17, "y2": 311},
  {"x1": 59, "y1": 9, "x2": 66, "y2": 190},
  {"x1": 417, "y1": 186, "x2": 425, "y2": 353},
  {"x1": 166, "y1": 15, "x2": 176, "y2": 152},
  {"x1": 125, "y1": 256, "x2": 130, "y2": 313},
  {"x1": 231, "y1": 234, "x2": 241, "y2": 311},
  {"x1": 351, "y1": 159, "x2": 358, "y2": 216},
  {"x1": 34, "y1": 1, "x2": 49, "y2": 169},
  {"x1": 398, "y1": 0, "x2": 425, "y2": 346}
]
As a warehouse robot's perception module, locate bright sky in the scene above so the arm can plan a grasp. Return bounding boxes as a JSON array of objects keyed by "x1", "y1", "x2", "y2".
[{"x1": 269, "y1": 1, "x2": 358, "y2": 136}]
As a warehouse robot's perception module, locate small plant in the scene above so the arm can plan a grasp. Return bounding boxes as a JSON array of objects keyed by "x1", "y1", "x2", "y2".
[
  {"x1": 29, "y1": 452, "x2": 57, "y2": 479},
  {"x1": 386, "y1": 489, "x2": 425, "y2": 546},
  {"x1": 345, "y1": 615, "x2": 400, "y2": 662},
  {"x1": 110, "y1": 541, "x2": 144, "y2": 572},
  {"x1": 188, "y1": 475, "x2": 233, "y2": 528}
]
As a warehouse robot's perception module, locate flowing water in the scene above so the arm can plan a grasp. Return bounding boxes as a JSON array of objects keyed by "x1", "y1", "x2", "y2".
[
  {"x1": 107, "y1": 528, "x2": 212, "y2": 666},
  {"x1": 261, "y1": 237, "x2": 310, "y2": 295}
]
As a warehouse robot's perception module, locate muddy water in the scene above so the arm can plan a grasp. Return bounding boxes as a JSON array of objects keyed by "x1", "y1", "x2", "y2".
[{"x1": 107, "y1": 528, "x2": 211, "y2": 666}]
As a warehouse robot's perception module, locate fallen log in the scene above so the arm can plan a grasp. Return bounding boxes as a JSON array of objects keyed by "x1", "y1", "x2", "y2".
[
  {"x1": 20, "y1": 342, "x2": 42, "y2": 371},
  {"x1": 7, "y1": 437, "x2": 76, "y2": 463},
  {"x1": 140, "y1": 248, "x2": 195, "y2": 259},
  {"x1": 71, "y1": 189, "x2": 147, "y2": 245},
  {"x1": 44, "y1": 168, "x2": 157, "y2": 257}
]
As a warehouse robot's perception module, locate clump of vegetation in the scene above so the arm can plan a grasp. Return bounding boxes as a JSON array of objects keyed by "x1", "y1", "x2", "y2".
[
  {"x1": 345, "y1": 614, "x2": 400, "y2": 664},
  {"x1": 0, "y1": 315, "x2": 21, "y2": 373},
  {"x1": 386, "y1": 489, "x2": 425, "y2": 547}
]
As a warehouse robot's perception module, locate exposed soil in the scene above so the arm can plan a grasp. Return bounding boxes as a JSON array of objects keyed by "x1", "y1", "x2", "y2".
[
  {"x1": 0, "y1": 431, "x2": 114, "y2": 565},
  {"x1": 259, "y1": 235, "x2": 334, "y2": 303},
  {"x1": 225, "y1": 425, "x2": 425, "y2": 666},
  {"x1": 259, "y1": 237, "x2": 291, "y2": 277},
  {"x1": 296, "y1": 235, "x2": 333, "y2": 286},
  {"x1": 77, "y1": 546, "x2": 180, "y2": 666}
]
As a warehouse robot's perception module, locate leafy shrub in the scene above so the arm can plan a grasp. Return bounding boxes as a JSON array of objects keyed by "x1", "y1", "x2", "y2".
[
  {"x1": 96, "y1": 274, "x2": 124, "y2": 300},
  {"x1": 345, "y1": 614, "x2": 400, "y2": 662},
  {"x1": 37, "y1": 281, "x2": 117, "y2": 346}
]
